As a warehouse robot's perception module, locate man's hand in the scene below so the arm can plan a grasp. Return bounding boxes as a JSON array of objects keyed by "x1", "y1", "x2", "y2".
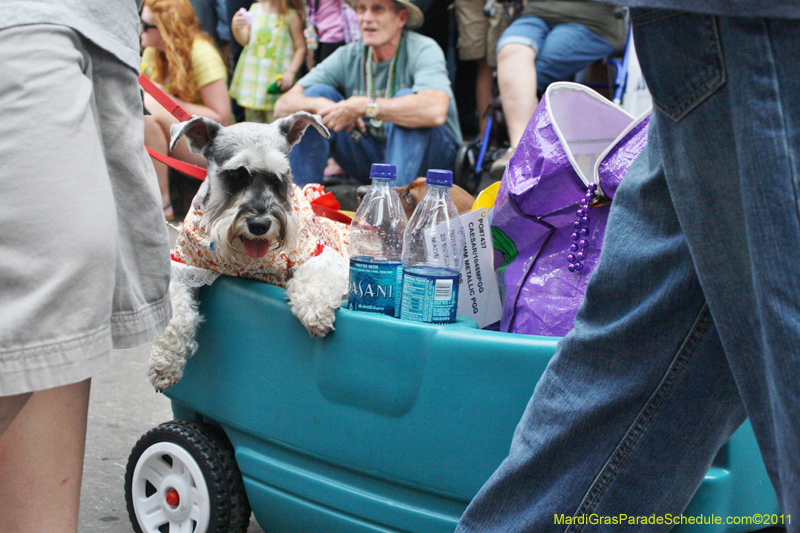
[{"x1": 318, "y1": 96, "x2": 369, "y2": 133}]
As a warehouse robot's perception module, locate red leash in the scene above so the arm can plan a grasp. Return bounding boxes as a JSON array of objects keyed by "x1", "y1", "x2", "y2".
[
  {"x1": 139, "y1": 74, "x2": 207, "y2": 181},
  {"x1": 145, "y1": 145, "x2": 207, "y2": 181}
]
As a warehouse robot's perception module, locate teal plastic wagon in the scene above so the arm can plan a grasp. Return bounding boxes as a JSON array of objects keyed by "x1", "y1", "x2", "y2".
[{"x1": 124, "y1": 276, "x2": 780, "y2": 533}]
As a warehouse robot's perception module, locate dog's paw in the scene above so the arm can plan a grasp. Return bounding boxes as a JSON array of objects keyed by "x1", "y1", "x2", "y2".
[
  {"x1": 148, "y1": 347, "x2": 184, "y2": 392},
  {"x1": 286, "y1": 256, "x2": 347, "y2": 338},
  {"x1": 147, "y1": 365, "x2": 182, "y2": 393},
  {"x1": 290, "y1": 298, "x2": 339, "y2": 337},
  {"x1": 302, "y1": 307, "x2": 338, "y2": 338},
  {"x1": 305, "y1": 324, "x2": 333, "y2": 338},
  {"x1": 148, "y1": 331, "x2": 189, "y2": 392},
  {"x1": 285, "y1": 286, "x2": 342, "y2": 337},
  {"x1": 146, "y1": 283, "x2": 202, "y2": 392}
]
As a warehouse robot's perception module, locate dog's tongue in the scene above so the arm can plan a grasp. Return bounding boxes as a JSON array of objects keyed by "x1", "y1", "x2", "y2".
[{"x1": 243, "y1": 238, "x2": 270, "y2": 258}]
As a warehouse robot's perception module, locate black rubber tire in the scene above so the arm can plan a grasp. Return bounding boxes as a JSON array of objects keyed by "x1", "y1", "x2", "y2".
[{"x1": 124, "y1": 420, "x2": 251, "y2": 533}]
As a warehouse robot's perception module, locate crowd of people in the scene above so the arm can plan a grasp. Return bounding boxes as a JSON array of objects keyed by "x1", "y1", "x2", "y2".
[{"x1": 139, "y1": 0, "x2": 627, "y2": 203}]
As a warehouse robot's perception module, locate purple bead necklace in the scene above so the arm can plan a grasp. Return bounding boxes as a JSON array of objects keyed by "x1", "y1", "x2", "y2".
[{"x1": 568, "y1": 183, "x2": 598, "y2": 273}]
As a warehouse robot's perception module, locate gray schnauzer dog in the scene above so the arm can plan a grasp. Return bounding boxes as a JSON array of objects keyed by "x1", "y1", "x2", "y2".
[{"x1": 148, "y1": 112, "x2": 351, "y2": 392}]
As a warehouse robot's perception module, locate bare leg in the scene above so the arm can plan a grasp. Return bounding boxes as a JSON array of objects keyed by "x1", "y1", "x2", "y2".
[
  {"x1": 475, "y1": 58, "x2": 494, "y2": 139},
  {"x1": 144, "y1": 113, "x2": 173, "y2": 218},
  {"x1": 143, "y1": 92, "x2": 208, "y2": 219},
  {"x1": 0, "y1": 393, "x2": 31, "y2": 436},
  {"x1": 496, "y1": 43, "x2": 538, "y2": 148},
  {"x1": 0, "y1": 380, "x2": 91, "y2": 533}
]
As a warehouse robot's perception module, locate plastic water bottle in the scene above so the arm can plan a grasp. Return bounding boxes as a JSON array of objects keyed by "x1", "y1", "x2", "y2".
[
  {"x1": 347, "y1": 164, "x2": 408, "y2": 317},
  {"x1": 400, "y1": 169, "x2": 466, "y2": 324}
]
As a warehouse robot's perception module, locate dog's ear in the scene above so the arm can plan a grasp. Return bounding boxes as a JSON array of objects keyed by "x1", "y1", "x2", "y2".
[
  {"x1": 170, "y1": 116, "x2": 222, "y2": 154},
  {"x1": 274, "y1": 111, "x2": 330, "y2": 149}
]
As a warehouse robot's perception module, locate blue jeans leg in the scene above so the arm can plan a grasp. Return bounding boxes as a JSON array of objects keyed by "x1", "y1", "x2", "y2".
[
  {"x1": 287, "y1": 85, "x2": 380, "y2": 187},
  {"x1": 496, "y1": 18, "x2": 617, "y2": 93},
  {"x1": 534, "y1": 22, "x2": 616, "y2": 91},
  {"x1": 328, "y1": 127, "x2": 384, "y2": 185},
  {"x1": 384, "y1": 88, "x2": 459, "y2": 187},
  {"x1": 457, "y1": 11, "x2": 800, "y2": 532},
  {"x1": 639, "y1": 13, "x2": 800, "y2": 522}
]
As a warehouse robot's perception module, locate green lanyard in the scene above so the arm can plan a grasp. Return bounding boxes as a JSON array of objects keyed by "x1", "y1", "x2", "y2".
[{"x1": 365, "y1": 33, "x2": 401, "y2": 128}]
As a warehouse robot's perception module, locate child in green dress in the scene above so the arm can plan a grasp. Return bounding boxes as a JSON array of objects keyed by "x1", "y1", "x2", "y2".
[{"x1": 230, "y1": 0, "x2": 307, "y2": 123}]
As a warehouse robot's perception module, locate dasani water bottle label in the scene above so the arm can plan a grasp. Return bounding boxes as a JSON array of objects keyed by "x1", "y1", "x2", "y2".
[{"x1": 348, "y1": 259, "x2": 403, "y2": 317}]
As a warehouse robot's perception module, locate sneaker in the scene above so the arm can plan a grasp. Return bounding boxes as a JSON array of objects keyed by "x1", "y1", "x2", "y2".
[
  {"x1": 490, "y1": 146, "x2": 515, "y2": 182},
  {"x1": 324, "y1": 157, "x2": 345, "y2": 177}
]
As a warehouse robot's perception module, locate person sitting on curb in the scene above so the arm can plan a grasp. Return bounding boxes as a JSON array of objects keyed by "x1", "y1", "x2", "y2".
[
  {"x1": 274, "y1": 0, "x2": 462, "y2": 187},
  {"x1": 490, "y1": 0, "x2": 626, "y2": 180}
]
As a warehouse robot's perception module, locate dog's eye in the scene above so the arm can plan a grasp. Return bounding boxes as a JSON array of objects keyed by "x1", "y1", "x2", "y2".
[
  {"x1": 262, "y1": 172, "x2": 281, "y2": 185},
  {"x1": 402, "y1": 192, "x2": 414, "y2": 205},
  {"x1": 230, "y1": 167, "x2": 251, "y2": 181}
]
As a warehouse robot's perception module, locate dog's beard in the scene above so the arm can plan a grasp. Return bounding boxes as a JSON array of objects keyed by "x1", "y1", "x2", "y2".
[{"x1": 202, "y1": 202, "x2": 298, "y2": 259}]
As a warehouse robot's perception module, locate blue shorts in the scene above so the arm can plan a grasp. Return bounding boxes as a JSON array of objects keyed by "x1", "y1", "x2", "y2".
[{"x1": 496, "y1": 16, "x2": 616, "y2": 93}]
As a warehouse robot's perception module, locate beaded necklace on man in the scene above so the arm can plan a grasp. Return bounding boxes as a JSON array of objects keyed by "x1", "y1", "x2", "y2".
[{"x1": 365, "y1": 33, "x2": 402, "y2": 128}]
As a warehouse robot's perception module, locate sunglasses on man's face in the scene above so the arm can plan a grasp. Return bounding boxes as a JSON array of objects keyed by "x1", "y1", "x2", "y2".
[{"x1": 140, "y1": 19, "x2": 158, "y2": 32}]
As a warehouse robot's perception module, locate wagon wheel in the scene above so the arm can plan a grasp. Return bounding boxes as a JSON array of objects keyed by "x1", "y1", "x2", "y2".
[{"x1": 125, "y1": 420, "x2": 251, "y2": 533}]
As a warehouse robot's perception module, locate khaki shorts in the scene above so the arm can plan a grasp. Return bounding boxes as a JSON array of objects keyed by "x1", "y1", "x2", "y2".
[
  {"x1": 455, "y1": 0, "x2": 512, "y2": 67},
  {"x1": 0, "y1": 25, "x2": 171, "y2": 395}
]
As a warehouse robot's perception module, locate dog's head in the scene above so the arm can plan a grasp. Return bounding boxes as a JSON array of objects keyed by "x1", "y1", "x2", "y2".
[
  {"x1": 170, "y1": 112, "x2": 329, "y2": 258},
  {"x1": 357, "y1": 177, "x2": 475, "y2": 220}
]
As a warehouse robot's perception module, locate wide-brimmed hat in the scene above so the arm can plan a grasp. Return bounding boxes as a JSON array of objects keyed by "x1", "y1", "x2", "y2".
[{"x1": 348, "y1": 0, "x2": 424, "y2": 30}]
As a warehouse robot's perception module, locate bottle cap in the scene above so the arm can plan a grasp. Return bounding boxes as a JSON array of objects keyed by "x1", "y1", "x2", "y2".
[
  {"x1": 425, "y1": 169, "x2": 453, "y2": 187},
  {"x1": 370, "y1": 164, "x2": 397, "y2": 180}
]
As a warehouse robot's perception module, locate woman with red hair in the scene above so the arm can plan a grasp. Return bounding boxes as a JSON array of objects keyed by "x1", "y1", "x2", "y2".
[{"x1": 141, "y1": 0, "x2": 232, "y2": 220}]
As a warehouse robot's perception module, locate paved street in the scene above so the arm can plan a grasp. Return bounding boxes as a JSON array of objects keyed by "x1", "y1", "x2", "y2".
[{"x1": 79, "y1": 341, "x2": 265, "y2": 532}]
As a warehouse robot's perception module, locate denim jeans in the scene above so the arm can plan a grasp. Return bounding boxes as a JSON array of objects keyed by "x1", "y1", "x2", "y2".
[
  {"x1": 288, "y1": 85, "x2": 459, "y2": 187},
  {"x1": 496, "y1": 18, "x2": 616, "y2": 93},
  {"x1": 456, "y1": 11, "x2": 800, "y2": 532}
]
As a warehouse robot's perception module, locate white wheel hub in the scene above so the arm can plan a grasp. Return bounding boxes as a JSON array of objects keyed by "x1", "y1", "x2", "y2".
[{"x1": 131, "y1": 441, "x2": 212, "y2": 533}]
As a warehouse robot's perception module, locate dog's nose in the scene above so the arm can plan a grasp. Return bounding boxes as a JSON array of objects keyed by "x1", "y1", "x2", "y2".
[{"x1": 247, "y1": 219, "x2": 271, "y2": 236}]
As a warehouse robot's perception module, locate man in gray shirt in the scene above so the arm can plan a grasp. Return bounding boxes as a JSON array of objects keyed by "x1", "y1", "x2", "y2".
[{"x1": 275, "y1": 0, "x2": 462, "y2": 187}]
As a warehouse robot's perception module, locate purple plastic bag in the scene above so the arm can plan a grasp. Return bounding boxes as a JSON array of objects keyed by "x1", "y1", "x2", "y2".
[{"x1": 493, "y1": 82, "x2": 650, "y2": 337}]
